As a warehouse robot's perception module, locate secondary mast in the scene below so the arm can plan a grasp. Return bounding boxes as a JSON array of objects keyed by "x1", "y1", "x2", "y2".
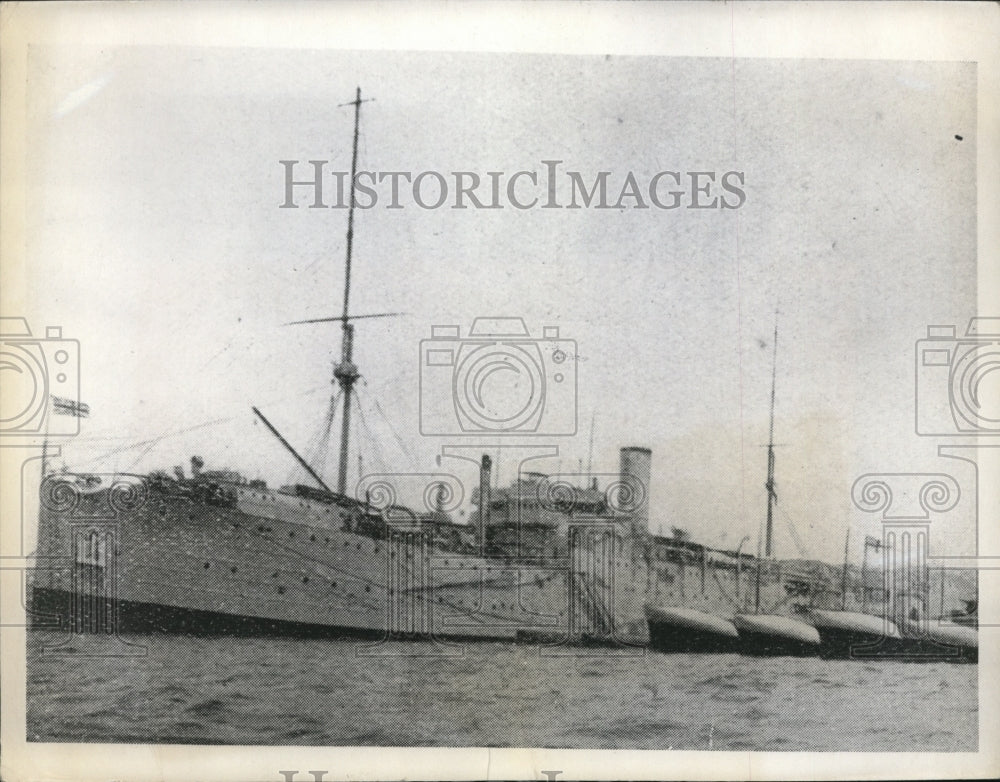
[{"x1": 764, "y1": 318, "x2": 778, "y2": 558}]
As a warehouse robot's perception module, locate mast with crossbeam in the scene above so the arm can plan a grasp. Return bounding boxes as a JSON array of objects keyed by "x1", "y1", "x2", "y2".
[{"x1": 284, "y1": 87, "x2": 402, "y2": 496}]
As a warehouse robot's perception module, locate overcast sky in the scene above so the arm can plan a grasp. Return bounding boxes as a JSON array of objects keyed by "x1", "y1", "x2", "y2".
[{"x1": 21, "y1": 47, "x2": 978, "y2": 564}]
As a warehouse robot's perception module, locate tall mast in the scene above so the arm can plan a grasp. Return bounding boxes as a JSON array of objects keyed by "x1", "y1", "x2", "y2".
[
  {"x1": 333, "y1": 87, "x2": 364, "y2": 496},
  {"x1": 764, "y1": 318, "x2": 778, "y2": 558},
  {"x1": 283, "y1": 88, "x2": 402, "y2": 496}
]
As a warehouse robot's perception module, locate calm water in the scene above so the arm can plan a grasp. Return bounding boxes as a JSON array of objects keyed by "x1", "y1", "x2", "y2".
[{"x1": 27, "y1": 631, "x2": 976, "y2": 751}]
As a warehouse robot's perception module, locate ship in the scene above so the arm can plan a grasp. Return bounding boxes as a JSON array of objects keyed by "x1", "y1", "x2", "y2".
[
  {"x1": 29, "y1": 445, "x2": 658, "y2": 645},
  {"x1": 26, "y1": 89, "x2": 840, "y2": 651},
  {"x1": 22, "y1": 88, "x2": 639, "y2": 647},
  {"x1": 29, "y1": 442, "x2": 835, "y2": 649}
]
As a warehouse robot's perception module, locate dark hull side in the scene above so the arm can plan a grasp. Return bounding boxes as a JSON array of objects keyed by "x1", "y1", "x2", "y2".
[
  {"x1": 815, "y1": 627, "x2": 891, "y2": 660},
  {"x1": 736, "y1": 629, "x2": 819, "y2": 658},
  {"x1": 647, "y1": 619, "x2": 740, "y2": 654},
  {"x1": 843, "y1": 633, "x2": 977, "y2": 664},
  {"x1": 29, "y1": 586, "x2": 503, "y2": 644}
]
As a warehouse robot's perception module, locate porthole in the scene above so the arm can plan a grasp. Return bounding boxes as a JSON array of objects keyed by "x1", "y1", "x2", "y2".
[
  {"x1": 204, "y1": 562, "x2": 211, "y2": 569},
  {"x1": 272, "y1": 572, "x2": 278, "y2": 578},
  {"x1": 331, "y1": 581, "x2": 337, "y2": 588},
  {"x1": 302, "y1": 576, "x2": 309, "y2": 584},
  {"x1": 310, "y1": 534, "x2": 316, "y2": 542},
  {"x1": 230, "y1": 566, "x2": 237, "y2": 573},
  {"x1": 364, "y1": 585, "x2": 370, "y2": 592},
  {"x1": 277, "y1": 586, "x2": 285, "y2": 594},
  {"x1": 289, "y1": 531, "x2": 294, "y2": 538}
]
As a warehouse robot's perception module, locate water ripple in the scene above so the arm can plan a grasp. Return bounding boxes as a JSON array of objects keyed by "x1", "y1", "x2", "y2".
[{"x1": 26, "y1": 631, "x2": 977, "y2": 750}]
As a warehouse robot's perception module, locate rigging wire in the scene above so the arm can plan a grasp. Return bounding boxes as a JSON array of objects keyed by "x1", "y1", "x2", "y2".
[
  {"x1": 122, "y1": 437, "x2": 168, "y2": 473},
  {"x1": 353, "y1": 391, "x2": 390, "y2": 477},
  {"x1": 778, "y1": 503, "x2": 809, "y2": 560},
  {"x1": 776, "y1": 502, "x2": 831, "y2": 587},
  {"x1": 370, "y1": 393, "x2": 418, "y2": 472},
  {"x1": 67, "y1": 383, "x2": 331, "y2": 445},
  {"x1": 311, "y1": 388, "x2": 341, "y2": 480},
  {"x1": 64, "y1": 383, "x2": 331, "y2": 469},
  {"x1": 287, "y1": 388, "x2": 342, "y2": 486}
]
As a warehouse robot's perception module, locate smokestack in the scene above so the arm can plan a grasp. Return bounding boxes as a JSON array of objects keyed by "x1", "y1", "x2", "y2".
[
  {"x1": 190, "y1": 456, "x2": 204, "y2": 478},
  {"x1": 478, "y1": 454, "x2": 492, "y2": 551},
  {"x1": 619, "y1": 447, "x2": 651, "y2": 535}
]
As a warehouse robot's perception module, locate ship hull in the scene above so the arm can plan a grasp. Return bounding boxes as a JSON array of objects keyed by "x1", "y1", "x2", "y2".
[
  {"x1": 28, "y1": 474, "x2": 831, "y2": 648},
  {"x1": 28, "y1": 476, "x2": 654, "y2": 646},
  {"x1": 808, "y1": 609, "x2": 901, "y2": 659},
  {"x1": 836, "y1": 635, "x2": 978, "y2": 663},
  {"x1": 866, "y1": 622, "x2": 978, "y2": 664},
  {"x1": 805, "y1": 610, "x2": 977, "y2": 663},
  {"x1": 733, "y1": 613, "x2": 821, "y2": 657},
  {"x1": 30, "y1": 585, "x2": 390, "y2": 641},
  {"x1": 646, "y1": 605, "x2": 740, "y2": 653}
]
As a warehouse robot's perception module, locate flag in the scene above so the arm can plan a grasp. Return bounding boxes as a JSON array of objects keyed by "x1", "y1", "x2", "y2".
[
  {"x1": 865, "y1": 534, "x2": 882, "y2": 550},
  {"x1": 51, "y1": 396, "x2": 90, "y2": 418}
]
